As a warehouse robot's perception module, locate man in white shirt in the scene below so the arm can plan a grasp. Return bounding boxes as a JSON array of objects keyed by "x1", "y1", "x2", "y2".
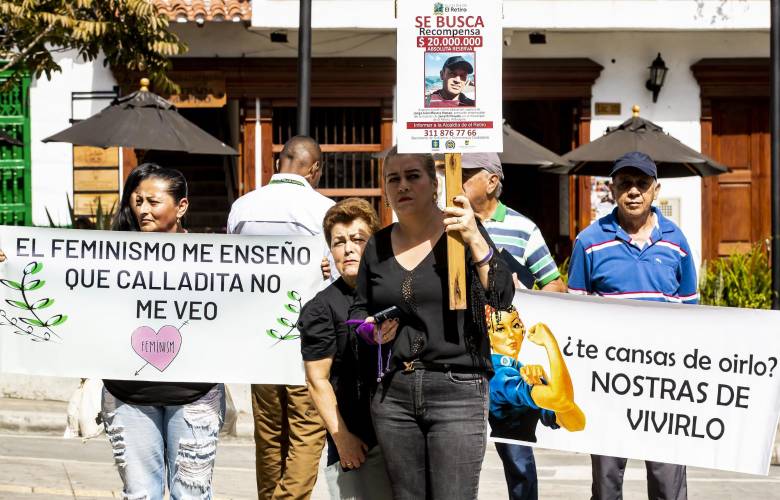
[{"x1": 228, "y1": 136, "x2": 333, "y2": 500}]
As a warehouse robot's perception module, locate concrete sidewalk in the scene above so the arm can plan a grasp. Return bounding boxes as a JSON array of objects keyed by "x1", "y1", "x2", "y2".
[
  {"x1": 1, "y1": 397, "x2": 780, "y2": 500},
  {"x1": 1, "y1": 396, "x2": 779, "y2": 466},
  {"x1": 0, "y1": 398, "x2": 69, "y2": 434}
]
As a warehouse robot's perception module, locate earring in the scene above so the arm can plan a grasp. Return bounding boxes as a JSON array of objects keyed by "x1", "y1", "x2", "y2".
[
  {"x1": 384, "y1": 200, "x2": 390, "y2": 208},
  {"x1": 433, "y1": 192, "x2": 438, "y2": 203}
]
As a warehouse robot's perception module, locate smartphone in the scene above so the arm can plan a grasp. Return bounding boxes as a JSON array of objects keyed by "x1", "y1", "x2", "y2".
[{"x1": 373, "y1": 305, "x2": 401, "y2": 323}]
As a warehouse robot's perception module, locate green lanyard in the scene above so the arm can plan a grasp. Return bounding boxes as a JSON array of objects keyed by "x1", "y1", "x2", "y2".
[{"x1": 269, "y1": 178, "x2": 306, "y2": 187}]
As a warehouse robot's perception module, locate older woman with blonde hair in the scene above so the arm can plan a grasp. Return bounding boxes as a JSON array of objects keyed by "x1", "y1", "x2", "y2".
[{"x1": 351, "y1": 148, "x2": 514, "y2": 499}]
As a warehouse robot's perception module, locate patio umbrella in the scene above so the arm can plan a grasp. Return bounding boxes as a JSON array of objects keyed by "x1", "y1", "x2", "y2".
[
  {"x1": 543, "y1": 106, "x2": 727, "y2": 177},
  {"x1": 0, "y1": 130, "x2": 22, "y2": 147},
  {"x1": 499, "y1": 122, "x2": 571, "y2": 168},
  {"x1": 43, "y1": 79, "x2": 238, "y2": 156}
]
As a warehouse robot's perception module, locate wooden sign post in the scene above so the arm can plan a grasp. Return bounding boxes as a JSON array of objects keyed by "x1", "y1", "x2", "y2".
[{"x1": 445, "y1": 152, "x2": 467, "y2": 310}]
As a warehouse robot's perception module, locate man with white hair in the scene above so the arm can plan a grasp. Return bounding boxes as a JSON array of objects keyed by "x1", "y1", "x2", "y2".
[{"x1": 459, "y1": 152, "x2": 565, "y2": 500}]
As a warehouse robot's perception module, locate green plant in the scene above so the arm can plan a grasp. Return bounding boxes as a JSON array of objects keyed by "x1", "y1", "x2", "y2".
[
  {"x1": 91, "y1": 196, "x2": 116, "y2": 230},
  {"x1": 43, "y1": 194, "x2": 115, "y2": 230},
  {"x1": 699, "y1": 242, "x2": 774, "y2": 309},
  {"x1": 44, "y1": 194, "x2": 74, "y2": 228}
]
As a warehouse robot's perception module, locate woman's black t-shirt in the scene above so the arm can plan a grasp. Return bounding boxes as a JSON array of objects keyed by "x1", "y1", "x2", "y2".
[
  {"x1": 351, "y1": 223, "x2": 514, "y2": 374},
  {"x1": 103, "y1": 380, "x2": 215, "y2": 406},
  {"x1": 299, "y1": 277, "x2": 379, "y2": 465}
]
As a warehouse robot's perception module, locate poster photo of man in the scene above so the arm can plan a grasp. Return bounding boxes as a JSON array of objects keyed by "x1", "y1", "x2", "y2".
[{"x1": 424, "y1": 52, "x2": 476, "y2": 108}]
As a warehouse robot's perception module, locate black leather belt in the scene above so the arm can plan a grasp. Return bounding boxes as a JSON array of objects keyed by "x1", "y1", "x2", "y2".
[{"x1": 400, "y1": 360, "x2": 482, "y2": 374}]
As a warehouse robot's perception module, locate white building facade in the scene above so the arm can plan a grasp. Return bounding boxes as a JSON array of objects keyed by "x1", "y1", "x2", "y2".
[
  {"x1": 20, "y1": 0, "x2": 771, "y2": 261},
  {"x1": 2, "y1": 0, "x2": 771, "y2": 400}
]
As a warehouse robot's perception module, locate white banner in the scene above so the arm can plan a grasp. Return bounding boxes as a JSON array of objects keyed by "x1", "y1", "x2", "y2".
[
  {"x1": 0, "y1": 227, "x2": 323, "y2": 385},
  {"x1": 396, "y1": 0, "x2": 503, "y2": 153},
  {"x1": 488, "y1": 290, "x2": 780, "y2": 475}
]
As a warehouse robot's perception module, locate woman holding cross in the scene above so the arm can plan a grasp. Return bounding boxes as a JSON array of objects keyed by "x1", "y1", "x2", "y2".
[{"x1": 350, "y1": 148, "x2": 514, "y2": 499}]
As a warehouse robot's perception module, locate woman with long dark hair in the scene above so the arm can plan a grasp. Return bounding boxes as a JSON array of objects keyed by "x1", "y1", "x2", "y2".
[
  {"x1": 351, "y1": 149, "x2": 514, "y2": 499},
  {"x1": 102, "y1": 163, "x2": 226, "y2": 500}
]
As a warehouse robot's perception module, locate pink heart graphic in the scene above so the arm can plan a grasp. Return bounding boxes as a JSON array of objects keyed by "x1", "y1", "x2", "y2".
[{"x1": 131, "y1": 325, "x2": 182, "y2": 372}]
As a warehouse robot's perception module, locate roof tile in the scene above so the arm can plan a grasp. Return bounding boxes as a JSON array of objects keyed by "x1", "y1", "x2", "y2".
[{"x1": 153, "y1": 0, "x2": 251, "y2": 22}]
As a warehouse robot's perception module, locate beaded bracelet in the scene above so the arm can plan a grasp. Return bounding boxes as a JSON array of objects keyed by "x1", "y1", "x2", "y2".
[{"x1": 473, "y1": 247, "x2": 494, "y2": 267}]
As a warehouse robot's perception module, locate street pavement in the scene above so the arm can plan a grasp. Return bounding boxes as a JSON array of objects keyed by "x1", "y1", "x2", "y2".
[{"x1": 0, "y1": 432, "x2": 779, "y2": 499}]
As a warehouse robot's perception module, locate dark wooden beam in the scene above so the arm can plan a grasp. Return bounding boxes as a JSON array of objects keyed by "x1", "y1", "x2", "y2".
[
  {"x1": 503, "y1": 58, "x2": 603, "y2": 100},
  {"x1": 691, "y1": 58, "x2": 770, "y2": 98}
]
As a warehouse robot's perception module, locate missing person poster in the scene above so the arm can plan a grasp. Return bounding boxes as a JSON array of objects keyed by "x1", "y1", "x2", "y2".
[
  {"x1": 488, "y1": 290, "x2": 780, "y2": 475},
  {"x1": 397, "y1": 0, "x2": 503, "y2": 153},
  {"x1": 0, "y1": 227, "x2": 324, "y2": 385}
]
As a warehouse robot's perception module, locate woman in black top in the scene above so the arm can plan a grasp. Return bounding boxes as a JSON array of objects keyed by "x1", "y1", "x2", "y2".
[
  {"x1": 351, "y1": 148, "x2": 514, "y2": 499},
  {"x1": 101, "y1": 164, "x2": 225, "y2": 500},
  {"x1": 299, "y1": 198, "x2": 395, "y2": 499}
]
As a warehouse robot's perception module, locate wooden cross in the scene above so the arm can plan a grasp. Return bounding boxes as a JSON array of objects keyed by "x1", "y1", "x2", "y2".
[{"x1": 445, "y1": 152, "x2": 467, "y2": 310}]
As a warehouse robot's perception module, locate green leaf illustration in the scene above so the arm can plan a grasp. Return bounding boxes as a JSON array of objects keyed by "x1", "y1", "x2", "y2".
[
  {"x1": 24, "y1": 262, "x2": 43, "y2": 275},
  {"x1": 32, "y1": 298, "x2": 54, "y2": 310},
  {"x1": 20, "y1": 318, "x2": 44, "y2": 327},
  {"x1": 282, "y1": 334, "x2": 300, "y2": 340},
  {"x1": 287, "y1": 291, "x2": 300, "y2": 301},
  {"x1": 284, "y1": 303, "x2": 299, "y2": 314},
  {"x1": 277, "y1": 317, "x2": 294, "y2": 328},
  {"x1": 0, "y1": 279, "x2": 22, "y2": 290},
  {"x1": 24, "y1": 280, "x2": 45, "y2": 291},
  {"x1": 5, "y1": 299, "x2": 29, "y2": 310},
  {"x1": 266, "y1": 329, "x2": 280, "y2": 339},
  {"x1": 45, "y1": 314, "x2": 67, "y2": 327}
]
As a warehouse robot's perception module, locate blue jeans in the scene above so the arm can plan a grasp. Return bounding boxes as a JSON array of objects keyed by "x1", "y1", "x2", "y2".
[
  {"x1": 495, "y1": 443, "x2": 538, "y2": 500},
  {"x1": 371, "y1": 369, "x2": 489, "y2": 500},
  {"x1": 101, "y1": 385, "x2": 226, "y2": 500}
]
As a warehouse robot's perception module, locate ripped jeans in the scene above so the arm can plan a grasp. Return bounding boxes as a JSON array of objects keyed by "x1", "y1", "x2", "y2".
[{"x1": 101, "y1": 385, "x2": 226, "y2": 500}]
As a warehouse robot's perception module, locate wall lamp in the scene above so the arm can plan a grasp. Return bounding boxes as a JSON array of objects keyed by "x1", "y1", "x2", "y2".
[{"x1": 645, "y1": 53, "x2": 668, "y2": 103}]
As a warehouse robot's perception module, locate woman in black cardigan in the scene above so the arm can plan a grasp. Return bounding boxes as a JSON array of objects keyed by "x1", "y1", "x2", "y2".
[{"x1": 351, "y1": 148, "x2": 514, "y2": 499}]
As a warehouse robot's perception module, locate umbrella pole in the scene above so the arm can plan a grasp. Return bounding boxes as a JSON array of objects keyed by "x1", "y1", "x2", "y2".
[
  {"x1": 771, "y1": 0, "x2": 780, "y2": 310},
  {"x1": 445, "y1": 153, "x2": 467, "y2": 310},
  {"x1": 297, "y1": 0, "x2": 312, "y2": 136}
]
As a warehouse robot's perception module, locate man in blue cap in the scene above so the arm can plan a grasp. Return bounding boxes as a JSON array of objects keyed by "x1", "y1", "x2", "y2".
[
  {"x1": 427, "y1": 55, "x2": 476, "y2": 107},
  {"x1": 456, "y1": 152, "x2": 566, "y2": 500},
  {"x1": 568, "y1": 151, "x2": 697, "y2": 500}
]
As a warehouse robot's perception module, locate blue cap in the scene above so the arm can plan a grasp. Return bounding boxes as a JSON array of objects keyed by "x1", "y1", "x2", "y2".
[{"x1": 610, "y1": 151, "x2": 657, "y2": 178}]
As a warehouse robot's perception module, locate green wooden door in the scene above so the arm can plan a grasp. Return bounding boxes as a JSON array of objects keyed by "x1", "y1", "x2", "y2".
[{"x1": 0, "y1": 73, "x2": 31, "y2": 225}]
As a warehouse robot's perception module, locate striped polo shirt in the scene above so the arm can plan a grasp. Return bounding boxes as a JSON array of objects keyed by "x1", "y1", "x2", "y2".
[
  {"x1": 483, "y1": 202, "x2": 561, "y2": 288},
  {"x1": 568, "y1": 207, "x2": 698, "y2": 304}
]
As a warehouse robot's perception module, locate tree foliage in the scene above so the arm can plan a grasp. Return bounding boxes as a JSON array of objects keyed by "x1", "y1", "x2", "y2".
[{"x1": 0, "y1": 0, "x2": 186, "y2": 91}]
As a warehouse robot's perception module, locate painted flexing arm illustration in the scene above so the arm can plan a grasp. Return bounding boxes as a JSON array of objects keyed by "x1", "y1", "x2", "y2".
[{"x1": 487, "y1": 305, "x2": 585, "y2": 439}]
